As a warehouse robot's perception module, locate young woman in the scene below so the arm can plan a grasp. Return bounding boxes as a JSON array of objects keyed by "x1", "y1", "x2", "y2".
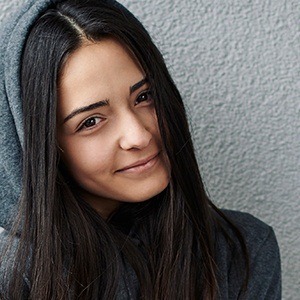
[{"x1": 0, "y1": 0, "x2": 281, "y2": 299}]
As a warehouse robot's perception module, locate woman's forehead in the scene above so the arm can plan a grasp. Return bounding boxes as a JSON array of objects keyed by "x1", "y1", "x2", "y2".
[{"x1": 57, "y1": 40, "x2": 147, "y2": 117}]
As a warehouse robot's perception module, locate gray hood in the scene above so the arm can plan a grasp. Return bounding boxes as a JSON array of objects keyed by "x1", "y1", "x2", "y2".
[{"x1": 0, "y1": 0, "x2": 56, "y2": 230}]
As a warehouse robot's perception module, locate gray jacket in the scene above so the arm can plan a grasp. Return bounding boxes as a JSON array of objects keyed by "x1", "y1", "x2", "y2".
[{"x1": 0, "y1": 210, "x2": 281, "y2": 299}]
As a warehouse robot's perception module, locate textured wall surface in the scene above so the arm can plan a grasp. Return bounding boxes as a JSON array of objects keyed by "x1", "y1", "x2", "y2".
[{"x1": 1, "y1": 0, "x2": 299, "y2": 298}]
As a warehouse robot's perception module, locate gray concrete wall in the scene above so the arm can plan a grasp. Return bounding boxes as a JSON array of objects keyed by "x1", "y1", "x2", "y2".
[{"x1": 1, "y1": 0, "x2": 299, "y2": 298}]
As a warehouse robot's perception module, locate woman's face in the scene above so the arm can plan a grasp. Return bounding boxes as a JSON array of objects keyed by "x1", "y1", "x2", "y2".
[{"x1": 57, "y1": 39, "x2": 170, "y2": 218}]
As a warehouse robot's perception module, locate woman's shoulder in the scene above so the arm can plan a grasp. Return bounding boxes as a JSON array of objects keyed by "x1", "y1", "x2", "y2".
[
  {"x1": 0, "y1": 229, "x2": 14, "y2": 251},
  {"x1": 0, "y1": 229, "x2": 16, "y2": 295},
  {"x1": 0, "y1": 228, "x2": 19, "y2": 249},
  {"x1": 0, "y1": 229, "x2": 18, "y2": 271},
  {"x1": 0, "y1": 229, "x2": 30, "y2": 297},
  {"x1": 215, "y1": 209, "x2": 281, "y2": 299},
  {"x1": 219, "y1": 209, "x2": 276, "y2": 248},
  {"x1": 214, "y1": 209, "x2": 279, "y2": 261}
]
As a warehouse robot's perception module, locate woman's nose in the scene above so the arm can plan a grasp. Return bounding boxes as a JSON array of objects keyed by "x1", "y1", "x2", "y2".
[{"x1": 118, "y1": 112, "x2": 152, "y2": 150}]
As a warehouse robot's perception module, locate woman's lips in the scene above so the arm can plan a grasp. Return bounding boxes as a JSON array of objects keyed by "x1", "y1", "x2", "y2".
[{"x1": 116, "y1": 153, "x2": 159, "y2": 174}]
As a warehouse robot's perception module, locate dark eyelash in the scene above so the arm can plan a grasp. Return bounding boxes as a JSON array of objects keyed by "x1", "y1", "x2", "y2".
[
  {"x1": 78, "y1": 116, "x2": 101, "y2": 131},
  {"x1": 135, "y1": 90, "x2": 153, "y2": 105}
]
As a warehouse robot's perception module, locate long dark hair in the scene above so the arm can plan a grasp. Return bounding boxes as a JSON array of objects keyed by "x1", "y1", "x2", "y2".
[{"x1": 1, "y1": 0, "x2": 248, "y2": 299}]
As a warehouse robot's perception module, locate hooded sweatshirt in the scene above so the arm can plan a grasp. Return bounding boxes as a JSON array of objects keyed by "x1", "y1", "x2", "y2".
[{"x1": 0, "y1": 0, "x2": 281, "y2": 299}]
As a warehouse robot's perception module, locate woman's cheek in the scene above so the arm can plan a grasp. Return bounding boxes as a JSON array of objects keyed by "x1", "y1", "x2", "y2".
[{"x1": 62, "y1": 135, "x2": 114, "y2": 175}]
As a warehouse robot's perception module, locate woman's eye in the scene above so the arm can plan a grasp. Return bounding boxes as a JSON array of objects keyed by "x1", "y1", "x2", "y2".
[
  {"x1": 79, "y1": 117, "x2": 102, "y2": 130},
  {"x1": 135, "y1": 90, "x2": 153, "y2": 105}
]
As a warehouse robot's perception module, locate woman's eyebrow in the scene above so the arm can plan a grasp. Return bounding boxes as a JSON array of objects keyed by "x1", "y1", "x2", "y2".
[
  {"x1": 63, "y1": 78, "x2": 147, "y2": 124},
  {"x1": 130, "y1": 77, "x2": 148, "y2": 95},
  {"x1": 63, "y1": 99, "x2": 109, "y2": 123}
]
